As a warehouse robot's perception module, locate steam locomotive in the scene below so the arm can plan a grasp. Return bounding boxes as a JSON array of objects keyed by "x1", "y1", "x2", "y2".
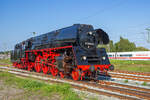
[{"x1": 11, "y1": 24, "x2": 114, "y2": 80}]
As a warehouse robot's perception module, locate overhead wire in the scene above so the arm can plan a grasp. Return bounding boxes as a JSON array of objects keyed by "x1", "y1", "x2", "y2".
[{"x1": 75, "y1": 0, "x2": 125, "y2": 24}]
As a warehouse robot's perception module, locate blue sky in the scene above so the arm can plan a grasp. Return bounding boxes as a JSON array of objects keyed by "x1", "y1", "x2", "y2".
[{"x1": 0, "y1": 0, "x2": 150, "y2": 51}]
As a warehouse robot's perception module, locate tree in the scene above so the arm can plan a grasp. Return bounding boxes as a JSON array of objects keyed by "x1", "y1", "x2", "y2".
[
  {"x1": 97, "y1": 36, "x2": 149, "y2": 52},
  {"x1": 114, "y1": 37, "x2": 136, "y2": 52},
  {"x1": 135, "y1": 47, "x2": 149, "y2": 51},
  {"x1": 109, "y1": 40, "x2": 114, "y2": 52}
]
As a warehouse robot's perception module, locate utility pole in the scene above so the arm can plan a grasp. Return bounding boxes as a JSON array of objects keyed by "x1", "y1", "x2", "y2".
[
  {"x1": 145, "y1": 28, "x2": 150, "y2": 43},
  {"x1": 32, "y1": 32, "x2": 37, "y2": 37}
]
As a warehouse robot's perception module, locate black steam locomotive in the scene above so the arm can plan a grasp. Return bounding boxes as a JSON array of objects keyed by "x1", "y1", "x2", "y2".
[{"x1": 11, "y1": 24, "x2": 114, "y2": 80}]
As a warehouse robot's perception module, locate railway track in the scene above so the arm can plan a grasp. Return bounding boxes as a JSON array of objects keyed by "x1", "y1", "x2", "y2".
[
  {"x1": 109, "y1": 71, "x2": 150, "y2": 83},
  {"x1": 1, "y1": 66, "x2": 150, "y2": 100},
  {"x1": 112, "y1": 70, "x2": 150, "y2": 76}
]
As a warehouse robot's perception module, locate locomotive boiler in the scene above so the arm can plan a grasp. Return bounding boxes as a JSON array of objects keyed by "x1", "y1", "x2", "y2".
[{"x1": 11, "y1": 24, "x2": 114, "y2": 80}]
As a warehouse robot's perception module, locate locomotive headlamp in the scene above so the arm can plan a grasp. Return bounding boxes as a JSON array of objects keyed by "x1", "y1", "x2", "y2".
[
  {"x1": 88, "y1": 32, "x2": 92, "y2": 35},
  {"x1": 102, "y1": 56, "x2": 106, "y2": 60},
  {"x1": 82, "y1": 56, "x2": 87, "y2": 60}
]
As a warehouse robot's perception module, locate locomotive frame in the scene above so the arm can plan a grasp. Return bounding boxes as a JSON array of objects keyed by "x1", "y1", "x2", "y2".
[{"x1": 11, "y1": 24, "x2": 114, "y2": 81}]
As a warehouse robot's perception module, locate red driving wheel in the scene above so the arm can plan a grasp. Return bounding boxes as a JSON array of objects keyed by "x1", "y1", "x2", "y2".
[
  {"x1": 42, "y1": 65, "x2": 50, "y2": 74},
  {"x1": 28, "y1": 64, "x2": 32, "y2": 71},
  {"x1": 59, "y1": 72, "x2": 64, "y2": 78},
  {"x1": 28, "y1": 63, "x2": 34, "y2": 71},
  {"x1": 50, "y1": 66, "x2": 58, "y2": 76},
  {"x1": 72, "y1": 69, "x2": 81, "y2": 81},
  {"x1": 35, "y1": 57, "x2": 42, "y2": 72}
]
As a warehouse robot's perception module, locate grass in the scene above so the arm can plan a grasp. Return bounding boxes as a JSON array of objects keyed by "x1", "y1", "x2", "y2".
[
  {"x1": 0, "y1": 58, "x2": 12, "y2": 66},
  {"x1": 0, "y1": 86, "x2": 4, "y2": 90},
  {"x1": 110, "y1": 60, "x2": 150, "y2": 72},
  {"x1": 0, "y1": 72, "x2": 82, "y2": 100},
  {"x1": 135, "y1": 82, "x2": 139, "y2": 85},
  {"x1": 110, "y1": 60, "x2": 150, "y2": 65},
  {"x1": 89, "y1": 97, "x2": 98, "y2": 100},
  {"x1": 142, "y1": 82, "x2": 147, "y2": 86},
  {"x1": 124, "y1": 79, "x2": 128, "y2": 83}
]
